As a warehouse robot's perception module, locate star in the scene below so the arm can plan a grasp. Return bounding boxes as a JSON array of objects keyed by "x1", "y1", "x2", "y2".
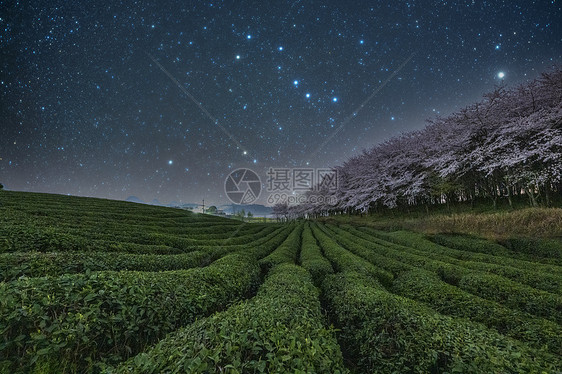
[{"x1": 2, "y1": 0, "x2": 558, "y2": 206}]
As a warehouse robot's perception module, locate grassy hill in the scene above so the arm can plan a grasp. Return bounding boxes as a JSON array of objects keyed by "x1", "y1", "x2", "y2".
[{"x1": 0, "y1": 191, "x2": 560, "y2": 373}]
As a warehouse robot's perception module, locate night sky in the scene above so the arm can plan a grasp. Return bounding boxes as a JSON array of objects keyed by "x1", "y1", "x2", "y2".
[{"x1": 1, "y1": 1, "x2": 561, "y2": 205}]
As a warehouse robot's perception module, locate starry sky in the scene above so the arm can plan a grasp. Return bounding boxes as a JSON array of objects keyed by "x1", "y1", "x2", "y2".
[{"x1": 1, "y1": 0, "x2": 561, "y2": 205}]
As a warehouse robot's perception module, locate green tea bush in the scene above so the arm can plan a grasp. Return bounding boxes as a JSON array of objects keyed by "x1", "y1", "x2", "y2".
[
  {"x1": 146, "y1": 226, "x2": 274, "y2": 249},
  {"x1": 203, "y1": 224, "x2": 294, "y2": 262},
  {"x1": 458, "y1": 259, "x2": 561, "y2": 294},
  {"x1": 2, "y1": 226, "x2": 87, "y2": 253},
  {"x1": 500, "y1": 237, "x2": 562, "y2": 260},
  {"x1": 0, "y1": 251, "x2": 210, "y2": 281},
  {"x1": 259, "y1": 224, "x2": 303, "y2": 272},
  {"x1": 110, "y1": 264, "x2": 347, "y2": 374},
  {"x1": 392, "y1": 269, "x2": 562, "y2": 355},
  {"x1": 336, "y1": 226, "x2": 562, "y2": 321},
  {"x1": 149, "y1": 223, "x2": 266, "y2": 238},
  {"x1": 311, "y1": 223, "x2": 393, "y2": 287},
  {"x1": 359, "y1": 227, "x2": 562, "y2": 276},
  {"x1": 430, "y1": 234, "x2": 562, "y2": 286},
  {"x1": 323, "y1": 225, "x2": 414, "y2": 275},
  {"x1": 458, "y1": 272, "x2": 562, "y2": 324},
  {"x1": 349, "y1": 226, "x2": 562, "y2": 294},
  {"x1": 299, "y1": 223, "x2": 333, "y2": 286},
  {"x1": 430, "y1": 233, "x2": 511, "y2": 256},
  {"x1": 0, "y1": 253, "x2": 261, "y2": 373},
  {"x1": 177, "y1": 225, "x2": 289, "y2": 255},
  {"x1": 0, "y1": 225, "x2": 184, "y2": 255},
  {"x1": 322, "y1": 271, "x2": 559, "y2": 373},
  {"x1": 98, "y1": 241, "x2": 183, "y2": 255}
]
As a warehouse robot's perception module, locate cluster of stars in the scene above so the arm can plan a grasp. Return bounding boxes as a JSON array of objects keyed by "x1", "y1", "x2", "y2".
[{"x1": 0, "y1": 1, "x2": 560, "y2": 204}]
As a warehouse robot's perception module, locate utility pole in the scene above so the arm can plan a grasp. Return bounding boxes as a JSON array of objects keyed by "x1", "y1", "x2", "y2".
[{"x1": 202, "y1": 199, "x2": 205, "y2": 214}]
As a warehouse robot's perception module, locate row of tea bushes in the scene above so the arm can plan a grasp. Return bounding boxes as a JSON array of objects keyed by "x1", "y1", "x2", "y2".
[
  {"x1": 358, "y1": 227, "x2": 562, "y2": 277},
  {"x1": 429, "y1": 233, "x2": 512, "y2": 256},
  {"x1": 299, "y1": 223, "x2": 334, "y2": 286},
  {"x1": 322, "y1": 271, "x2": 559, "y2": 373},
  {"x1": 0, "y1": 253, "x2": 263, "y2": 373},
  {"x1": 0, "y1": 223, "x2": 277, "y2": 254},
  {"x1": 0, "y1": 251, "x2": 209, "y2": 281},
  {"x1": 392, "y1": 269, "x2": 562, "y2": 355},
  {"x1": 337, "y1": 225, "x2": 562, "y2": 323},
  {"x1": 500, "y1": 237, "x2": 562, "y2": 261},
  {"x1": 109, "y1": 264, "x2": 347, "y2": 374},
  {"x1": 322, "y1": 225, "x2": 414, "y2": 275},
  {"x1": 426, "y1": 233, "x2": 561, "y2": 263},
  {"x1": 145, "y1": 225, "x2": 275, "y2": 249},
  {"x1": 0, "y1": 226, "x2": 293, "y2": 281},
  {"x1": 310, "y1": 223, "x2": 393, "y2": 287},
  {"x1": 385, "y1": 231, "x2": 562, "y2": 294},
  {"x1": 259, "y1": 224, "x2": 304, "y2": 272},
  {"x1": 349, "y1": 226, "x2": 562, "y2": 294},
  {"x1": 322, "y1": 225, "x2": 562, "y2": 355}
]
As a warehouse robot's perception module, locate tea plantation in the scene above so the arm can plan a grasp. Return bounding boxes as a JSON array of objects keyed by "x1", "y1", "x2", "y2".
[{"x1": 0, "y1": 191, "x2": 560, "y2": 373}]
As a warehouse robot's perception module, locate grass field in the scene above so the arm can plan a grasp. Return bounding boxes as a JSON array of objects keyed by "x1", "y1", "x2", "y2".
[
  {"x1": 320, "y1": 203, "x2": 562, "y2": 240},
  {"x1": 0, "y1": 191, "x2": 561, "y2": 373}
]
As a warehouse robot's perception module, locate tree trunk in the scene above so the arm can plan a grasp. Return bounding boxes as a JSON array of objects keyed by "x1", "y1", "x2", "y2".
[
  {"x1": 544, "y1": 184, "x2": 551, "y2": 207},
  {"x1": 506, "y1": 184, "x2": 513, "y2": 208},
  {"x1": 526, "y1": 187, "x2": 538, "y2": 207}
]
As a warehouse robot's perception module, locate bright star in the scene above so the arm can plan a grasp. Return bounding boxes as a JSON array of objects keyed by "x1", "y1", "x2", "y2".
[
  {"x1": 247, "y1": 34, "x2": 252, "y2": 39},
  {"x1": 293, "y1": 80, "x2": 299, "y2": 86},
  {"x1": 391, "y1": 116, "x2": 395, "y2": 121},
  {"x1": 168, "y1": 160, "x2": 173, "y2": 165},
  {"x1": 278, "y1": 46, "x2": 283, "y2": 51},
  {"x1": 306, "y1": 93, "x2": 310, "y2": 98},
  {"x1": 243, "y1": 151, "x2": 248, "y2": 155},
  {"x1": 236, "y1": 55, "x2": 241, "y2": 60},
  {"x1": 360, "y1": 39, "x2": 364, "y2": 44},
  {"x1": 498, "y1": 72, "x2": 505, "y2": 79},
  {"x1": 332, "y1": 97, "x2": 338, "y2": 102}
]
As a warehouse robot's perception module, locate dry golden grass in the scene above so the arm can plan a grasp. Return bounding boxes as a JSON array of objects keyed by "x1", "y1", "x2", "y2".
[
  {"x1": 321, "y1": 208, "x2": 562, "y2": 240},
  {"x1": 404, "y1": 208, "x2": 562, "y2": 240}
]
